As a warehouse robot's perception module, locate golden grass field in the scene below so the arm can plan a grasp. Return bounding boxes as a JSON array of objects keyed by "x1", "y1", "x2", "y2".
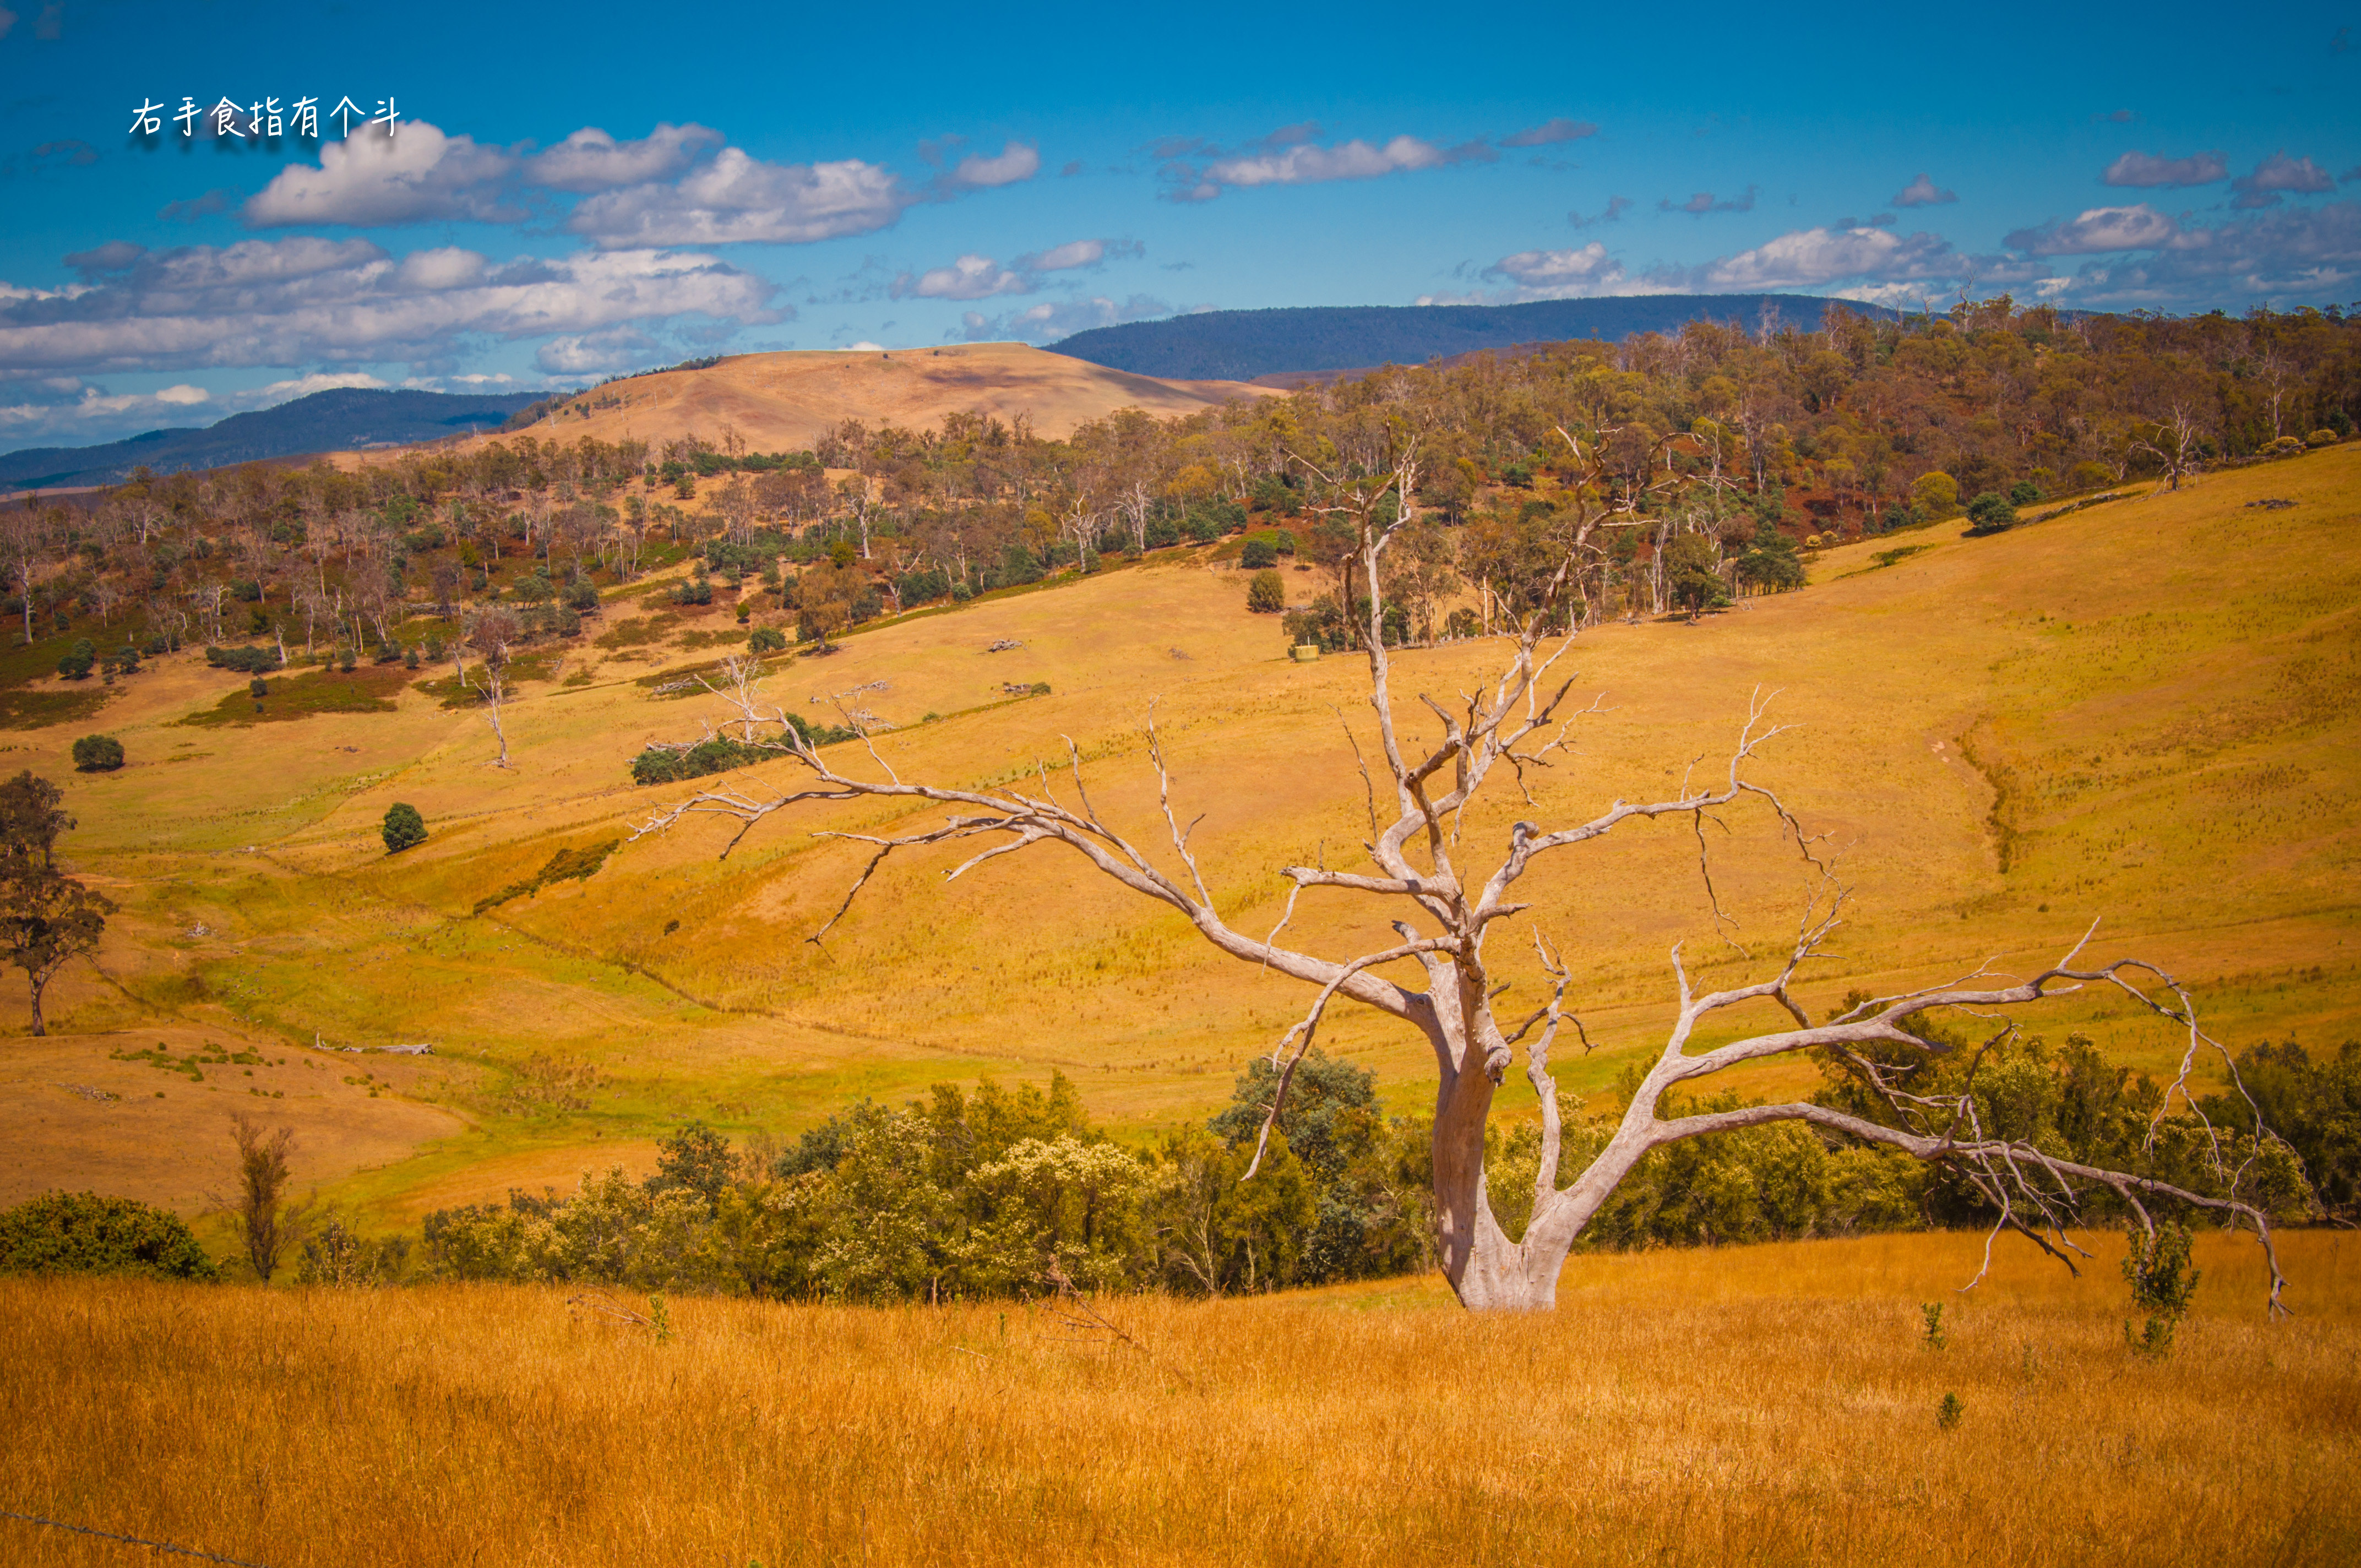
[
  {"x1": 388, "y1": 342, "x2": 1269, "y2": 462},
  {"x1": 1, "y1": 443, "x2": 2355, "y2": 1229},
  {"x1": 2, "y1": 1229, "x2": 2352, "y2": 1567}
]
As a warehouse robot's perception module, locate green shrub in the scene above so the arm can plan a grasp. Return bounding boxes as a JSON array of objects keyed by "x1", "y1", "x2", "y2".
[
  {"x1": 2008, "y1": 480, "x2": 2042, "y2": 507},
  {"x1": 70, "y1": 734, "x2": 124, "y2": 772},
  {"x1": 204, "y1": 644, "x2": 280, "y2": 676},
  {"x1": 1247, "y1": 569, "x2": 1286, "y2": 613},
  {"x1": 748, "y1": 625, "x2": 788, "y2": 654},
  {"x1": 0, "y1": 1191, "x2": 217, "y2": 1281},
  {"x1": 1963, "y1": 492, "x2": 2019, "y2": 535},
  {"x1": 2123, "y1": 1221, "x2": 2200, "y2": 1356},
  {"x1": 381, "y1": 802, "x2": 428, "y2": 854},
  {"x1": 56, "y1": 638, "x2": 95, "y2": 680},
  {"x1": 1240, "y1": 537, "x2": 1278, "y2": 570}
]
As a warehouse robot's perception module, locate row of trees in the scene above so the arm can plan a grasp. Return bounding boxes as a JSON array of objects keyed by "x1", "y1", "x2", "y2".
[{"x1": 205, "y1": 1019, "x2": 2344, "y2": 1300}]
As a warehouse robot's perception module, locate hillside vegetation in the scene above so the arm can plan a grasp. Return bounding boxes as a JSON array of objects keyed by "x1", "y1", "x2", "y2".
[
  {"x1": 0, "y1": 438, "x2": 2351, "y2": 1237},
  {"x1": 0, "y1": 299, "x2": 2353, "y2": 1245}
]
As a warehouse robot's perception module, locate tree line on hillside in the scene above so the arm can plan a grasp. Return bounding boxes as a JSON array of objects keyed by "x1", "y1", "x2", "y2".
[
  {"x1": 17, "y1": 1023, "x2": 2348, "y2": 1296},
  {"x1": 1, "y1": 299, "x2": 2351, "y2": 689}
]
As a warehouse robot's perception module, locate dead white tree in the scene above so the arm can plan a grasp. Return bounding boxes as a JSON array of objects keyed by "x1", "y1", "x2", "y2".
[
  {"x1": 462, "y1": 607, "x2": 523, "y2": 769},
  {"x1": 634, "y1": 437, "x2": 2290, "y2": 1313}
]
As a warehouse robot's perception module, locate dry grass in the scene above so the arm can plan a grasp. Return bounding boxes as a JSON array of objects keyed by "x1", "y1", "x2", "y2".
[
  {"x1": 351, "y1": 341, "x2": 1270, "y2": 464},
  {"x1": 6, "y1": 445, "x2": 2358, "y2": 1224},
  {"x1": 3, "y1": 1229, "x2": 2353, "y2": 1567}
]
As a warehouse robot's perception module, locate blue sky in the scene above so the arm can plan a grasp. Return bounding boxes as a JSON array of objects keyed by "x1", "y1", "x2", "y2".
[{"x1": 1, "y1": 0, "x2": 2355, "y2": 453}]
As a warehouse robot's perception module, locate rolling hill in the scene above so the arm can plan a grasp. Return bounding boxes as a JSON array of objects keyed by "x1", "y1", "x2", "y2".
[
  {"x1": 0, "y1": 388, "x2": 545, "y2": 490},
  {"x1": 487, "y1": 342, "x2": 1266, "y2": 455},
  {"x1": 1047, "y1": 296, "x2": 1900, "y2": 380},
  {"x1": 3, "y1": 443, "x2": 2355, "y2": 1227}
]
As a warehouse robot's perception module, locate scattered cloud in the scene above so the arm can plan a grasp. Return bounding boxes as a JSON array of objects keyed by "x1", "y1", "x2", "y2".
[
  {"x1": 890, "y1": 237, "x2": 1144, "y2": 301},
  {"x1": 2005, "y1": 203, "x2": 2183, "y2": 255},
  {"x1": 535, "y1": 329, "x2": 660, "y2": 373},
  {"x1": 249, "y1": 371, "x2": 387, "y2": 401},
  {"x1": 566, "y1": 148, "x2": 910, "y2": 247},
  {"x1": 960, "y1": 293, "x2": 1178, "y2": 343},
  {"x1": 1679, "y1": 224, "x2": 1991, "y2": 290},
  {"x1": 2103, "y1": 149, "x2": 2228, "y2": 188},
  {"x1": 0, "y1": 236, "x2": 782, "y2": 377},
  {"x1": 1500, "y1": 117, "x2": 1596, "y2": 148},
  {"x1": 1568, "y1": 196, "x2": 1631, "y2": 228},
  {"x1": 0, "y1": 380, "x2": 213, "y2": 444},
  {"x1": 244, "y1": 120, "x2": 524, "y2": 227},
  {"x1": 1890, "y1": 173, "x2": 1956, "y2": 207},
  {"x1": 524, "y1": 123, "x2": 722, "y2": 193},
  {"x1": 894, "y1": 254, "x2": 1027, "y2": 301},
  {"x1": 2098, "y1": 108, "x2": 2136, "y2": 124},
  {"x1": 1477, "y1": 243, "x2": 1639, "y2": 297},
  {"x1": 1015, "y1": 237, "x2": 1141, "y2": 273},
  {"x1": 62, "y1": 241, "x2": 145, "y2": 279},
  {"x1": 1661, "y1": 186, "x2": 1756, "y2": 215},
  {"x1": 939, "y1": 140, "x2": 1040, "y2": 192},
  {"x1": 160, "y1": 188, "x2": 235, "y2": 222},
  {"x1": 2038, "y1": 200, "x2": 2361, "y2": 308},
  {"x1": 1060, "y1": 160, "x2": 1084, "y2": 177},
  {"x1": 1157, "y1": 126, "x2": 1492, "y2": 202},
  {"x1": 30, "y1": 138, "x2": 95, "y2": 167},
  {"x1": 2231, "y1": 151, "x2": 2336, "y2": 210}
]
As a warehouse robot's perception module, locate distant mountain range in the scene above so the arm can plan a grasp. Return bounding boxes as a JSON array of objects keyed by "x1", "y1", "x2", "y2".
[
  {"x1": 1048, "y1": 296, "x2": 1899, "y2": 382},
  {"x1": 0, "y1": 388, "x2": 546, "y2": 490}
]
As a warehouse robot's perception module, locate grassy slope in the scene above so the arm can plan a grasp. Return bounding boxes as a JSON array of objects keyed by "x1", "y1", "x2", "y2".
[
  {"x1": 402, "y1": 341, "x2": 1269, "y2": 462},
  {"x1": 2, "y1": 1230, "x2": 2352, "y2": 1567},
  {"x1": 8, "y1": 444, "x2": 2357, "y2": 1224}
]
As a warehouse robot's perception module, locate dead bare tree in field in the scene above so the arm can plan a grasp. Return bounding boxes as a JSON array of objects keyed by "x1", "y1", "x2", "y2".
[
  {"x1": 463, "y1": 607, "x2": 523, "y2": 769},
  {"x1": 635, "y1": 437, "x2": 2291, "y2": 1313}
]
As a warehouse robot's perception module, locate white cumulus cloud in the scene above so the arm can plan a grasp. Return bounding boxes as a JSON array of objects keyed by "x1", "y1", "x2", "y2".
[
  {"x1": 244, "y1": 120, "x2": 522, "y2": 227},
  {"x1": 943, "y1": 140, "x2": 1041, "y2": 190},
  {"x1": 0, "y1": 237, "x2": 783, "y2": 375},
  {"x1": 2004, "y1": 204, "x2": 2182, "y2": 255},
  {"x1": 1162, "y1": 128, "x2": 1490, "y2": 202},
  {"x1": 525, "y1": 123, "x2": 723, "y2": 193},
  {"x1": 566, "y1": 148, "x2": 911, "y2": 248},
  {"x1": 894, "y1": 254, "x2": 1029, "y2": 301}
]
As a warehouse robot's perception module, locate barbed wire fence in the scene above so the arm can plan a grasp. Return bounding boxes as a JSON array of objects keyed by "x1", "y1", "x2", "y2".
[{"x1": 1, "y1": 1507, "x2": 273, "y2": 1566}]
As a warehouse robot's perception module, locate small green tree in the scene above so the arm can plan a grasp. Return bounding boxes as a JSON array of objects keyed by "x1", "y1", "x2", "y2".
[
  {"x1": 1240, "y1": 537, "x2": 1279, "y2": 570},
  {"x1": 0, "y1": 771, "x2": 112, "y2": 1036},
  {"x1": 1964, "y1": 492, "x2": 2019, "y2": 536},
  {"x1": 56, "y1": 638, "x2": 95, "y2": 680},
  {"x1": 1663, "y1": 533, "x2": 1729, "y2": 617},
  {"x1": 69, "y1": 735, "x2": 124, "y2": 772},
  {"x1": 648, "y1": 1121, "x2": 734, "y2": 1214},
  {"x1": 2124, "y1": 1221, "x2": 2200, "y2": 1355},
  {"x1": 380, "y1": 802, "x2": 428, "y2": 854},
  {"x1": 748, "y1": 625, "x2": 788, "y2": 654},
  {"x1": 1246, "y1": 569, "x2": 1287, "y2": 613}
]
